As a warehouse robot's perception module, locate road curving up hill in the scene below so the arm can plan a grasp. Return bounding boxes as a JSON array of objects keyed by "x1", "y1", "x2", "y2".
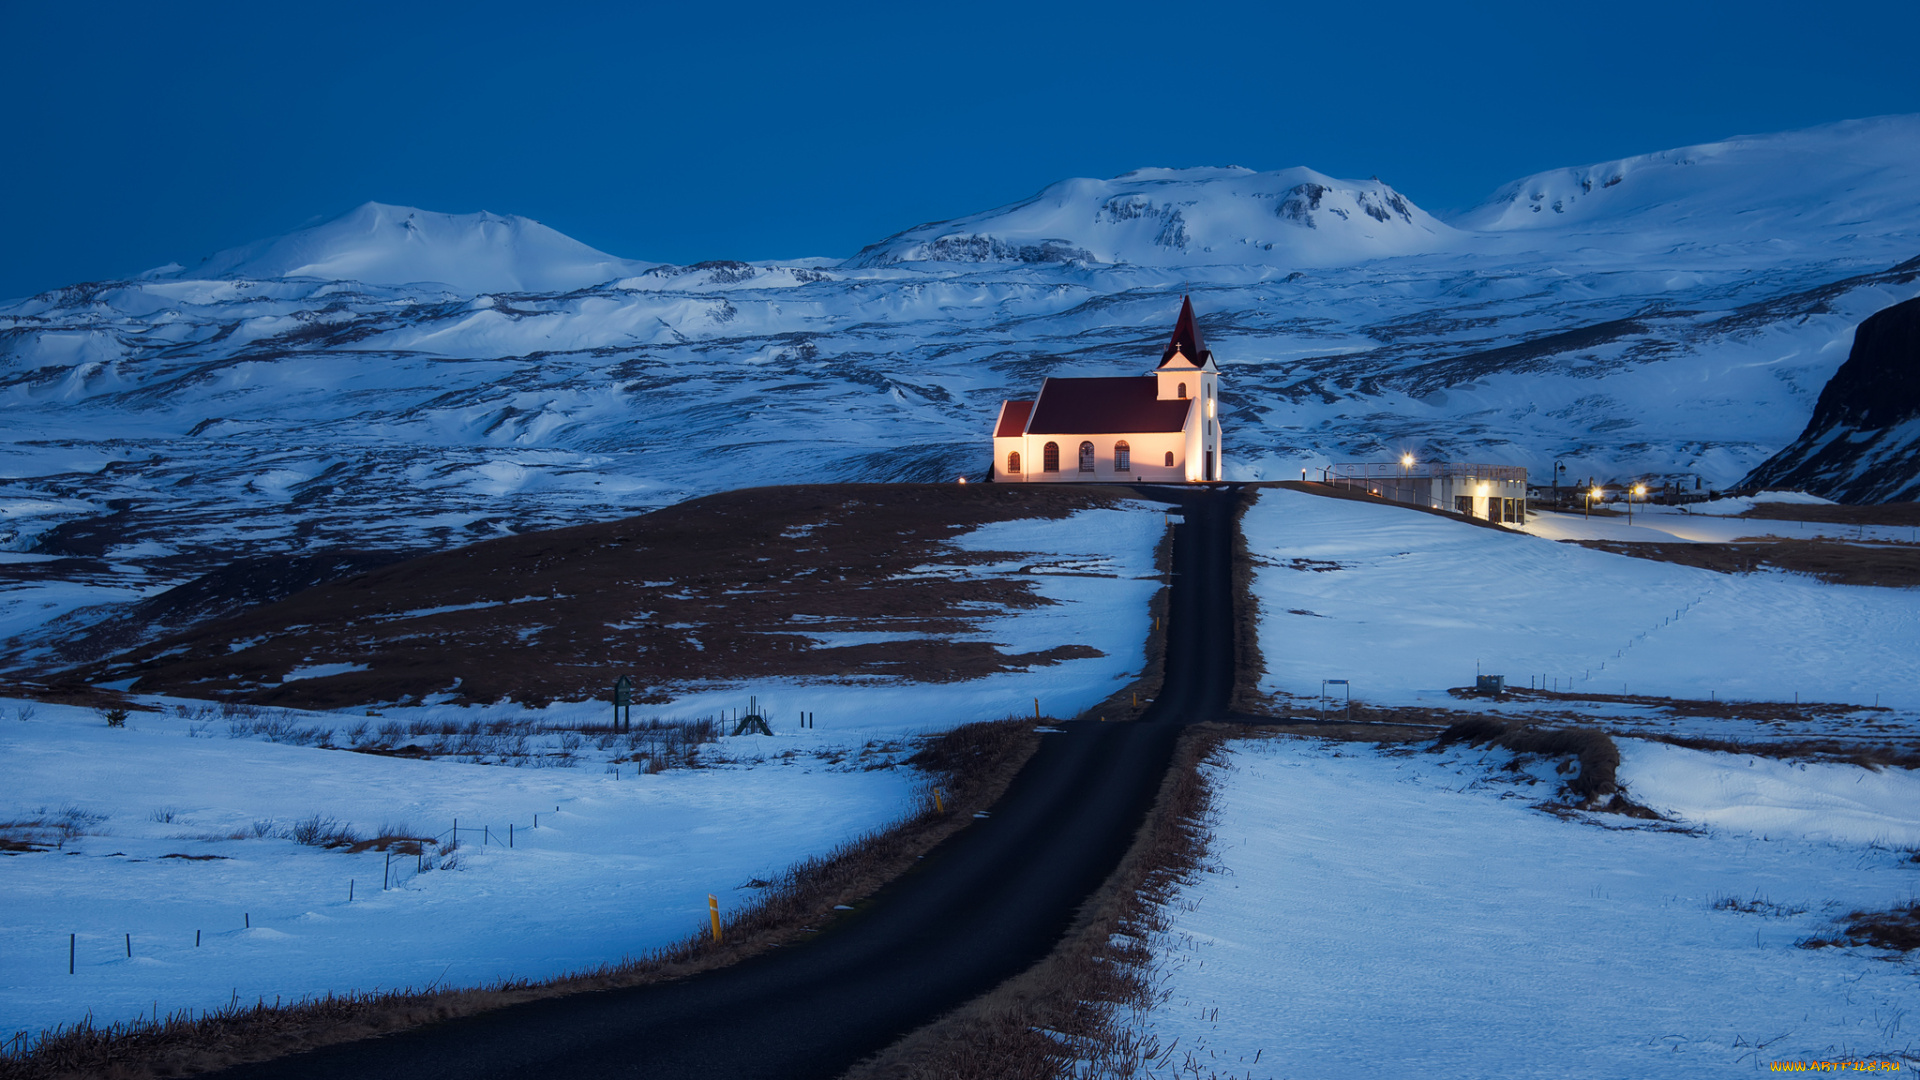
[{"x1": 205, "y1": 484, "x2": 1240, "y2": 1080}]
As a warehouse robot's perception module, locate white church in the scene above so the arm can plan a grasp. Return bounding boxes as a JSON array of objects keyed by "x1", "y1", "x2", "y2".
[{"x1": 992, "y1": 297, "x2": 1224, "y2": 483}]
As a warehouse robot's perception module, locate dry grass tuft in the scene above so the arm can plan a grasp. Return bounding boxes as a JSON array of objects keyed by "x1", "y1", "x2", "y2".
[{"x1": 1801, "y1": 901, "x2": 1920, "y2": 952}]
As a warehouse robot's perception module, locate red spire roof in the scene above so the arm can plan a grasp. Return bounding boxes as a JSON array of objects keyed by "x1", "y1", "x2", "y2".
[{"x1": 1159, "y1": 295, "x2": 1208, "y2": 368}]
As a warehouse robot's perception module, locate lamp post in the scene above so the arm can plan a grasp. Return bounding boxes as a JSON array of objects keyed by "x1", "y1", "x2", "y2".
[
  {"x1": 1400, "y1": 453, "x2": 1413, "y2": 503},
  {"x1": 1586, "y1": 484, "x2": 1602, "y2": 519},
  {"x1": 1629, "y1": 483, "x2": 1645, "y2": 524}
]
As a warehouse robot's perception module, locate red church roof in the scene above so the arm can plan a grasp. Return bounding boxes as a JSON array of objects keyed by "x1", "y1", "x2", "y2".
[
  {"x1": 994, "y1": 399, "x2": 1033, "y2": 437},
  {"x1": 1026, "y1": 376, "x2": 1191, "y2": 435},
  {"x1": 1158, "y1": 295, "x2": 1210, "y2": 368}
]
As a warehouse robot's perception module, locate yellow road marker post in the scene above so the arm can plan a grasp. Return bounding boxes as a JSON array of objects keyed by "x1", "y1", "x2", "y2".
[{"x1": 708, "y1": 894, "x2": 722, "y2": 943}]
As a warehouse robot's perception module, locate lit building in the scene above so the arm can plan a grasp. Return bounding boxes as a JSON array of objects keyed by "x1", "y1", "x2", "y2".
[
  {"x1": 992, "y1": 297, "x2": 1224, "y2": 483},
  {"x1": 1325, "y1": 462, "x2": 1529, "y2": 524}
]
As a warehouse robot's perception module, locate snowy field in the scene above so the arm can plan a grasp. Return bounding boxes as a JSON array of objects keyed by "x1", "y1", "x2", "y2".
[
  {"x1": 1245, "y1": 488, "x2": 1920, "y2": 732},
  {"x1": 1127, "y1": 736, "x2": 1920, "y2": 1077},
  {"x1": 0, "y1": 504, "x2": 1164, "y2": 1040},
  {"x1": 0, "y1": 702, "x2": 921, "y2": 1039}
]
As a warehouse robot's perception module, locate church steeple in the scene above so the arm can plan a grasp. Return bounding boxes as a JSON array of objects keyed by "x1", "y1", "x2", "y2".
[
  {"x1": 1159, "y1": 295, "x2": 1209, "y2": 368},
  {"x1": 1155, "y1": 295, "x2": 1220, "y2": 408}
]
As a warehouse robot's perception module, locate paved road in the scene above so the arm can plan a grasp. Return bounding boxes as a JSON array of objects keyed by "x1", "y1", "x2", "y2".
[{"x1": 216, "y1": 485, "x2": 1240, "y2": 1080}]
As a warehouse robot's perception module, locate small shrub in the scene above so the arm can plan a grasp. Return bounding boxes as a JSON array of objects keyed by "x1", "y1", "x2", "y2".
[
  {"x1": 102, "y1": 708, "x2": 128, "y2": 728},
  {"x1": 149, "y1": 807, "x2": 179, "y2": 824},
  {"x1": 1434, "y1": 719, "x2": 1627, "y2": 804},
  {"x1": 288, "y1": 814, "x2": 360, "y2": 848},
  {"x1": 15, "y1": 704, "x2": 37, "y2": 723}
]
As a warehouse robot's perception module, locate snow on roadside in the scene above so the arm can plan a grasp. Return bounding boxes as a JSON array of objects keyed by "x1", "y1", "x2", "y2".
[
  {"x1": 1686, "y1": 492, "x2": 1839, "y2": 514},
  {"x1": 0, "y1": 701, "x2": 920, "y2": 1039},
  {"x1": 1245, "y1": 488, "x2": 1920, "y2": 715},
  {"x1": 1523, "y1": 505, "x2": 1918, "y2": 545},
  {"x1": 1126, "y1": 736, "x2": 1920, "y2": 1077}
]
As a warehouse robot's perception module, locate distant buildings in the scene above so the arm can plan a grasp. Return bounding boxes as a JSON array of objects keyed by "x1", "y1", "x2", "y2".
[
  {"x1": 992, "y1": 297, "x2": 1224, "y2": 483},
  {"x1": 1325, "y1": 462, "x2": 1529, "y2": 524}
]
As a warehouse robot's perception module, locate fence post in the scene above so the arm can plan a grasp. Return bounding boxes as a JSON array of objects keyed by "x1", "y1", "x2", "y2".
[{"x1": 69, "y1": 934, "x2": 74, "y2": 975}]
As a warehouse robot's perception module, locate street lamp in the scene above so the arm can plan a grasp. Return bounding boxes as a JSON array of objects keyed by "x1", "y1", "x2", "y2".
[
  {"x1": 1629, "y1": 482, "x2": 1645, "y2": 524},
  {"x1": 1586, "y1": 485, "x2": 1602, "y2": 519},
  {"x1": 1400, "y1": 453, "x2": 1414, "y2": 502}
]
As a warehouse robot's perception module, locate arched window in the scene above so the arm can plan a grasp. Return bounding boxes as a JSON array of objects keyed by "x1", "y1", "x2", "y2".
[
  {"x1": 1007, "y1": 450, "x2": 1021, "y2": 475},
  {"x1": 1114, "y1": 441, "x2": 1130, "y2": 472},
  {"x1": 1177, "y1": 383, "x2": 1188, "y2": 399},
  {"x1": 1164, "y1": 451, "x2": 1175, "y2": 467},
  {"x1": 1078, "y1": 441, "x2": 1095, "y2": 472},
  {"x1": 1042, "y1": 442, "x2": 1060, "y2": 472}
]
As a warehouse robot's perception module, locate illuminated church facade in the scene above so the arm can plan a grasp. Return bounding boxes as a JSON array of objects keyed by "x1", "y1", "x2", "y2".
[{"x1": 992, "y1": 297, "x2": 1224, "y2": 483}]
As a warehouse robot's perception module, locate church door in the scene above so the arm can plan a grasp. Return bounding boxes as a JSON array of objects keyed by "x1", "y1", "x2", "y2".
[{"x1": 1078, "y1": 441, "x2": 1095, "y2": 473}]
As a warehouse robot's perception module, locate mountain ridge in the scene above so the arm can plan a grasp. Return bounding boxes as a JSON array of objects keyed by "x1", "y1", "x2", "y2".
[
  {"x1": 4, "y1": 115, "x2": 1920, "y2": 670},
  {"x1": 57, "y1": 112, "x2": 1920, "y2": 297}
]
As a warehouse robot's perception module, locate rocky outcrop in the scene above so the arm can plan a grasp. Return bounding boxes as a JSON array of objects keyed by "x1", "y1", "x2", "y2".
[{"x1": 1740, "y1": 295, "x2": 1920, "y2": 502}]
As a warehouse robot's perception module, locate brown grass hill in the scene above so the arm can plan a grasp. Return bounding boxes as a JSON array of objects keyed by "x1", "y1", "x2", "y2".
[{"x1": 81, "y1": 484, "x2": 1136, "y2": 710}]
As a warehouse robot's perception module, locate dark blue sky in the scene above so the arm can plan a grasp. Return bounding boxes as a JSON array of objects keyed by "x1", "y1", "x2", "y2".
[{"x1": 7, "y1": 0, "x2": 1917, "y2": 300}]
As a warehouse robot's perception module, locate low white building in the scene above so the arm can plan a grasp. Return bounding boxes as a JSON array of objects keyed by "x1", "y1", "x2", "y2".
[
  {"x1": 1326, "y1": 462, "x2": 1529, "y2": 524},
  {"x1": 992, "y1": 297, "x2": 1224, "y2": 483}
]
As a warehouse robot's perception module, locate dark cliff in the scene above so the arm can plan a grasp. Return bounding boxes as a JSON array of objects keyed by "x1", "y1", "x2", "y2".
[{"x1": 1741, "y1": 295, "x2": 1920, "y2": 503}]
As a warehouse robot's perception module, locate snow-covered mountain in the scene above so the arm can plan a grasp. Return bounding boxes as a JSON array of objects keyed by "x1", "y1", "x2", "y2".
[
  {"x1": 4, "y1": 115, "x2": 1920, "y2": 668},
  {"x1": 848, "y1": 167, "x2": 1456, "y2": 268},
  {"x1": 1457, "y1": 114, "x2": 1920, "y2": 249},
  {"x1": 162, "y1": 202, "x2": 657, "y2": 294}
]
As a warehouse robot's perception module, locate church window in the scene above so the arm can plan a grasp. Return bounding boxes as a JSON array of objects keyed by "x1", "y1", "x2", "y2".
[
  {"x1": 1114, "y1": 441, "x2": 1130, "y2": 472},
  {"x1": 1078, "y1": 441, "x2": 1095, "y2": 472},
  {"x1": 1164, "y1": 451, "x2": 1175, "y2": 467},
  {"x1": 1007, "y1": 451, "x2": 1021, "y2": 474},
  {"x1": 1043, "y1": 442, "x2": 1060, "y2": 472},
  {"x1": 1177, "y1": 383, "x2": 1187, "y2": 399}
]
